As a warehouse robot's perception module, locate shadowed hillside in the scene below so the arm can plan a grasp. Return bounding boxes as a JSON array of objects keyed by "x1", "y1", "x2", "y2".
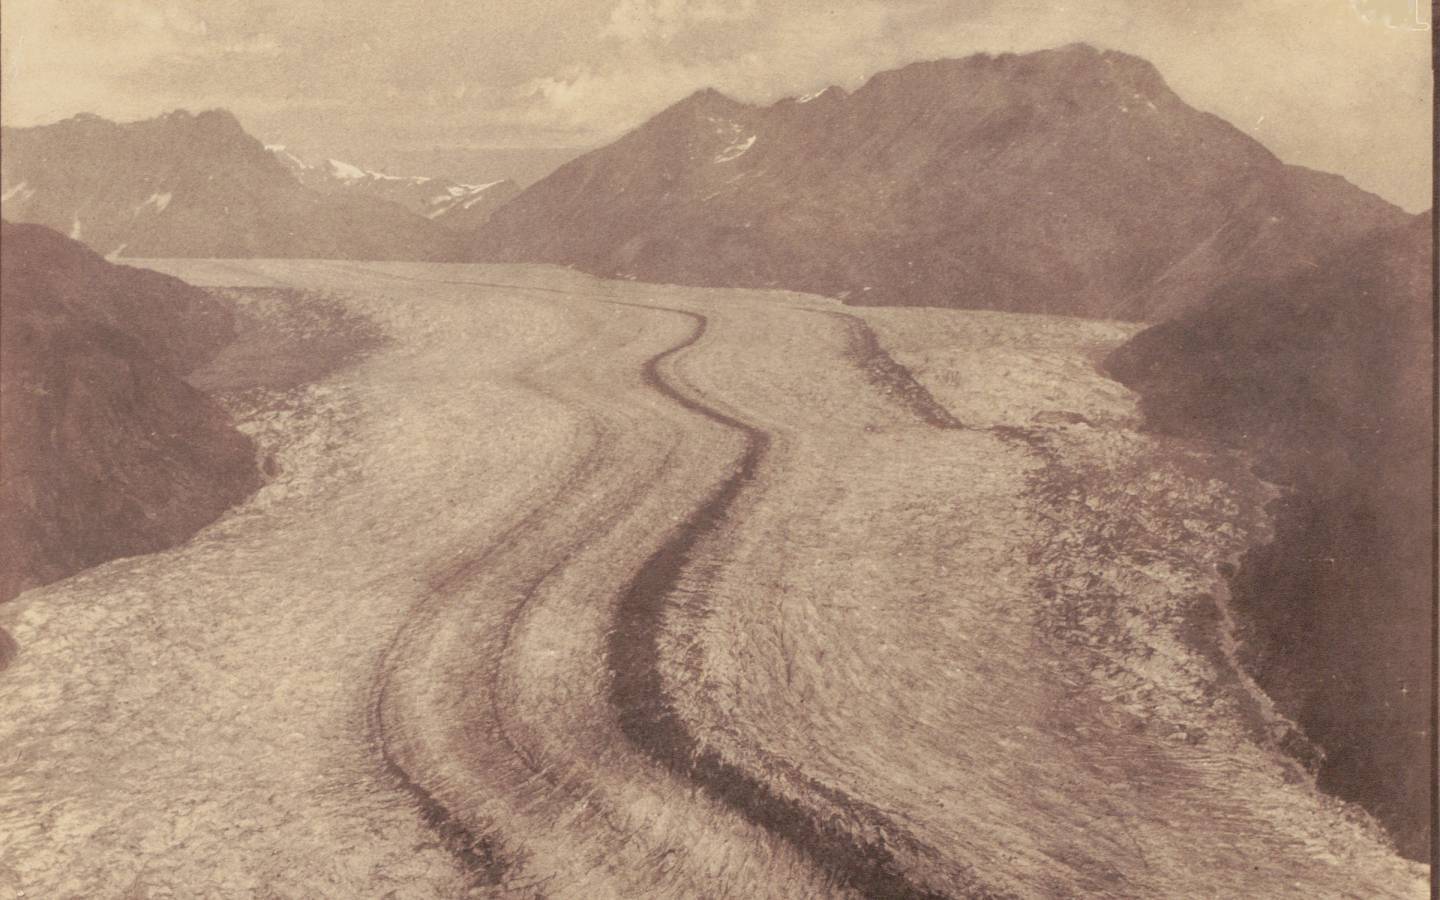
[
  {"x1": 1106, "y1": 211, "x2": 1434, "y2": 859},
  {"x1": 471, "y1": 44, "x2": 1406, "y2": 321},
  {"x1": 0, "y1": 222, "x2": 261, "y2": 603}
]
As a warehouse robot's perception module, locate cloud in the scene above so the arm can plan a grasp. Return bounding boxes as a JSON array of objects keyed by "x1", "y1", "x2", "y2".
[
  {"x1": 602, "y1": 0, "x2": 760, "y2": 43},
  {"x1": 517, "y1": 0, "x2": 938, "y2": 135}
]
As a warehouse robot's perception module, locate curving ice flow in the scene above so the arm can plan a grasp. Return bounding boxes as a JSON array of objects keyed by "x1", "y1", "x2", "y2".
[{"x1": 0, "y1": 260, "x2": 1424, "y2": 898}]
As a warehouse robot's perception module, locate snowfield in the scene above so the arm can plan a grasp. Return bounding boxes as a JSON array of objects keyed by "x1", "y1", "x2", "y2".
[{"x1": 0, "y1": 261, "x2": 1425, "y2": 898}]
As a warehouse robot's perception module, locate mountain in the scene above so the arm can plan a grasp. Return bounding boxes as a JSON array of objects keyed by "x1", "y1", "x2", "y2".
[
  {"x1": 0, "y1": 221, "x2": 261, "y2": 603},
  {"x1": 1105, "y1": 211, "x2": 1434, "y2": 860},
  {"x1": 426, "y1": 179, "x2": 522, "y2": 231},
  {"x1": 0, "y1": 110, "x2": 461, "y2": 260},
  {"x1": 471, "y1": 44, "x2": 1406, "y2": 320},
  {"x1": 267, "y1": 146, "x2": 520, "y2": 228}
]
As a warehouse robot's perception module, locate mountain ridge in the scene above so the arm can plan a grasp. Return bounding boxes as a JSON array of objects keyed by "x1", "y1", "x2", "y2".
[
  {"x1": 470, "y1": 43, "x2": 1407, "y2": 321},
  {"x1": 1, "y1": 109, "x2": 464, "y2": 261},
  {"x1": 266, "y1": 146, "x2": 520, "y2": 228}
]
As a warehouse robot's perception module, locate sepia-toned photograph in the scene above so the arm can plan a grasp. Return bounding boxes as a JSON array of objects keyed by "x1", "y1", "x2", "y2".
[{"x1": 0, "y1": 1, "x2": 1434, "y2": 897}]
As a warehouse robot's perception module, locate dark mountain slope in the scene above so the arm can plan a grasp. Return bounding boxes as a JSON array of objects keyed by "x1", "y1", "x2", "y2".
[
  {"x1": 1106, "y1": 211, "x2": 1434, "y2": 859},
  {"x1": 0, "y1": 221, "x2": 261, "y2": 602},
  {"x1": 471, "y1": 44, "x2": 1405, "y2": 320},
  {"x1": 1, "y1": 111, "x2": 460, "y2": 261}
]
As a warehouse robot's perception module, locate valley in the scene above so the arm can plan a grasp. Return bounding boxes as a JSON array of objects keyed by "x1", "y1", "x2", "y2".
[{"x1": 0, "y1": 261, "x2": 1423, "y2": 898}]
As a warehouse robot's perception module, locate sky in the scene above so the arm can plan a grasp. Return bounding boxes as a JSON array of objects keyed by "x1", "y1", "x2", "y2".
[{"x1": 1, "y1": 0, "x2": 1432, "y2": 209}]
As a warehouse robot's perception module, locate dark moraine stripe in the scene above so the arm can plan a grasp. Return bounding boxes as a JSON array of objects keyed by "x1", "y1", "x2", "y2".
[{"x1": 605, "y1": 302, "x2": 1004, "y2": 900}]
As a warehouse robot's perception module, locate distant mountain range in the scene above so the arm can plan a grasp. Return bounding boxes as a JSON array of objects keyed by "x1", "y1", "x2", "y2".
[
  {"x1": 0, "y1": 221, "x2": 260, "y2": 603},
  {"x1": 1106, "y1": 210, "x2": 1433, "y2": 860},
  {"x1": 267, "y1": 146, "x2": 519, "y2": 228},
  {"x1": 0, "y1": 110, "x2": 464, "y2": 261},
  {"x1": 1, "y1": 46, "x2": 1410, "y2": 321},
  {"x1": 472, "y1": 43, "x2": 1407, "y2": 320}
]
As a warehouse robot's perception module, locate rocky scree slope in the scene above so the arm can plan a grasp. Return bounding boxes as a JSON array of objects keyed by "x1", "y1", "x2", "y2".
[{"x1": 1105, "y1": 211, "x2": 1434, "y2": 860}]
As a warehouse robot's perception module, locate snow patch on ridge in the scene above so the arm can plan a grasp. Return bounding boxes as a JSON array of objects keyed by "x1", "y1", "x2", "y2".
[
  {"x1": 427, "y1": 181, "x2": 510, "y2": 217},
  {"x1": 325, "y1": 159, "x2": 369, "y2": 181},
  {"x1": 325, "y1": 158, "x2": 431, "y2": 185},
  {"x1": 267, "y1": 146, "x2": 310, "y2": 172},
  {"x1": 1, "y1": 181, "x2": 33, "y2": 204},
  {"x1": 142, "y1": 192, "x2": 173, "y2": 213},
  {"x1": 796, "y1": 86, "x2": 840, "y2": 104},
  {"x1": 715, "y1": 135, "x2": 756, "y2": 163}
]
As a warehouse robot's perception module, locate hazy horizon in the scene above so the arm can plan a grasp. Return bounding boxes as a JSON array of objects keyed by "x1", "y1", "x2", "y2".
[{"x1": 1, "y1": 0, "x2": 1433, "y2": 210}]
